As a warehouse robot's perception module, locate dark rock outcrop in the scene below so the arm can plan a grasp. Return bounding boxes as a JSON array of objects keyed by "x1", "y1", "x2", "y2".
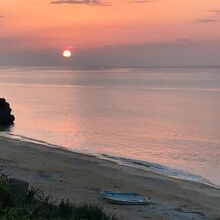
[
  {"x1": 0, "y1": 98, "x2": 15, "y2": 125},
  {"x1": 8, "y1": 178, "x2": 29, "y2": 196}
]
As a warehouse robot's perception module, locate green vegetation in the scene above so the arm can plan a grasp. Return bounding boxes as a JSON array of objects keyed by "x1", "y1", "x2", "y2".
[{"x1": 0, "y1": 173, "x2": 119, "y2": 220}]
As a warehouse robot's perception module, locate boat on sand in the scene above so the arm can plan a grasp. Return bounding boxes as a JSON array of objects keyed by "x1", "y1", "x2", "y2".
[{"x1": 99, "y1": 191, "x2": 150, "y2": 205}]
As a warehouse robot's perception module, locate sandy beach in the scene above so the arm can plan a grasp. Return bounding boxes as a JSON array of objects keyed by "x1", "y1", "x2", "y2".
[{"x1": 0, "y1": 136, "x2": 220, "y2": 220}]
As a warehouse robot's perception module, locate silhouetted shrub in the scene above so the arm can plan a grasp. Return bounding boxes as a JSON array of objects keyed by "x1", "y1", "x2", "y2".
[{"x1": 0, "y1": 173, "x2": 119, "y2": 220}]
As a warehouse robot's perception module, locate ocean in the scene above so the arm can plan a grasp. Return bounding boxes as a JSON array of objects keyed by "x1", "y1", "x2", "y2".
[{"x1": 0, "y1": 67, "x2": 220, "y2": 186}]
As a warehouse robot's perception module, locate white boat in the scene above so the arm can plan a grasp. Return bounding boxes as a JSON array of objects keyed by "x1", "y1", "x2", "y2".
[{"x1": 99, "y1": 191, "x2": 150, "y2": 205}]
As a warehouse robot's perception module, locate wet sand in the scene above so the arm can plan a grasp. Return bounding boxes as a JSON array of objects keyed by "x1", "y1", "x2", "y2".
[{"x1": 0, "y1": 136, "x2": 220, "y2": 220}]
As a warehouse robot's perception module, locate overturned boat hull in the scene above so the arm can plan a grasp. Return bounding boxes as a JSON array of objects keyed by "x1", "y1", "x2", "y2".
[{"x1": 99, "y1": 191, "x2": 150, "y2": 205}]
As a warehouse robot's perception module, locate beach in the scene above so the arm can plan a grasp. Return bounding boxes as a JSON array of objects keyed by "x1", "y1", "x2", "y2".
[{"x1": 0, "y1": 136, "x2": 220, "y2": 220}]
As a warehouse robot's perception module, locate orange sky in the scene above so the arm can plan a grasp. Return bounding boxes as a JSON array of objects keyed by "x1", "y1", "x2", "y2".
[{"x1": 1, "y1": 0, "x2": 220, "y2": 50}]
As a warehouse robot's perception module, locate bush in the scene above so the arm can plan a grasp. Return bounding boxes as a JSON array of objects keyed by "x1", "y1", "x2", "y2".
[{"x1": 0, "y1": 173, "x2": 119, "y2": 220}]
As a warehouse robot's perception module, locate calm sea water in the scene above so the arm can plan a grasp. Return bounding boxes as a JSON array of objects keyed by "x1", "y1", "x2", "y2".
[{"x1": 0, "y1": 67, "x2": 220, "y2": 185}]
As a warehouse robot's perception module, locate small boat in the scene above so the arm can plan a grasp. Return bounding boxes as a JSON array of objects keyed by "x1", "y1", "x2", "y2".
[{"x1": 99, "y1": 191, "x2": 150, "y2": 205}]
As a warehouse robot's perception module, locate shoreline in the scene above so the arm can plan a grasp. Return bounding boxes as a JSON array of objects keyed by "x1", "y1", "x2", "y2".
[
  {"x1": 2, "y1": 132, "x2": 218, "y2": 189},
  {"x1": 0, "y1": 135, "x2": 220, "y2": 219},
  {"x1": 98, "y1": 154, "x2": 218, "y2": 189}
]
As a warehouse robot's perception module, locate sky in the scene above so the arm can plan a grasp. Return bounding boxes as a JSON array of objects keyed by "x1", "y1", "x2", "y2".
[{"x1": 0, "y1": 0, "x2": 220, "y2": 67}]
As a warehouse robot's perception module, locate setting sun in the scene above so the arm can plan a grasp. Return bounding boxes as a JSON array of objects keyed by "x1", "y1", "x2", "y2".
[{"x1": 63, "y1": 50, "x2": 71, "y2": 58}]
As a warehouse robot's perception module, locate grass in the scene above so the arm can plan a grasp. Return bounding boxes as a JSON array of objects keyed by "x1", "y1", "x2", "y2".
[{"x1": 0, "y1": 173, "x2": 119, "y2": 220}]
